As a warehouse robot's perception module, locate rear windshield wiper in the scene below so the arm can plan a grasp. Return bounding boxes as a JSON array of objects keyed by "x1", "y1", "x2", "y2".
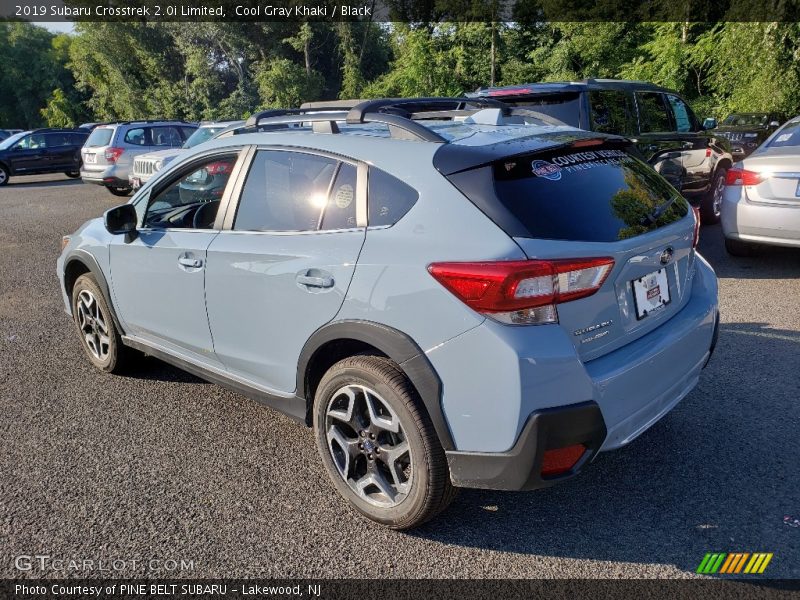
[{"x1": 640, "y1": 196, "x2": 677, "y2": 226}]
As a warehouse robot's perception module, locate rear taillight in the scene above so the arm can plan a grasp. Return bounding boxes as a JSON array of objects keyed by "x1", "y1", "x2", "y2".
[
  {"x1": 691, "y1": 205, "x2": 701, "y2": 248},
  {"x1": 725, "y1": 168, "x2": 763, "y2": 186},
  {"x1": 541, "y1": 444, "x2": 586, "y2": 477},
  {"x1": 104, "y1": 147, "x2": 124, "y2": 163},
  {"x1": 428, "y1": 257, "x2": 614, "y2": 325},
  {"x1": 206, "y1": 161, "x2": 233, "y2": 175}
]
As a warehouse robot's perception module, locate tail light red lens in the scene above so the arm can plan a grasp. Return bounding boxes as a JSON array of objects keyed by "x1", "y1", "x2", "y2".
[
  {"x1": 691, "y1": 205, "x2": 701, "y2": 248},
  {"x1": 725, "y1": 168, "x2": 763, "y2": 186},
  {"x1": 541, "y1": 444, "x2": 586, "y2": 477},
  {"x1": 206, "y1": 161, "x2": 233, "y2": 175},
  {"x1": 428, "y1": 257, "x2": 614, "y2": 325},
  {"x1": 104, "y1": 147, "x2": 124, "y2": 163}
]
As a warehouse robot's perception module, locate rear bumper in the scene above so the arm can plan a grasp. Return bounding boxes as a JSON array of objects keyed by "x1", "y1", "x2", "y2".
[
  {"x1": 81, "y1": 166, "x2": 129, "y2": 188},
  {"x1": 447, "y1": 402, "x2": 606, "y2": 490},
  {"x1": 721, "y1": 188, "x2": 800, "y2": 247},
  {"x1": 428, "y1": 256, "x2": 719, "y2": 490}
]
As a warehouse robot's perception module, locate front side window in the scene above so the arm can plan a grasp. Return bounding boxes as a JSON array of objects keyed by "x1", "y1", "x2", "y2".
[
  {"x1": 142, "y1": 154, "x2": 238, "y2": 229},
  {"x1": 151, "y1": 126, "x2": 183, "y2": 147},
  {"x1": 589, "y1": 90, "x2": 636, "y2": 135},
  {"x1": 234, "y1": 150, "x2": 339, "y2": 232},
  {"x1": 665, "y1": 95, "x2": 695, "y2": 133},
  {"x1": 15, "y1": 134, "x2": 47, "y2": 149},
  {"x1": 636, "y1": 92, "x2": 672, "y2": 133}
]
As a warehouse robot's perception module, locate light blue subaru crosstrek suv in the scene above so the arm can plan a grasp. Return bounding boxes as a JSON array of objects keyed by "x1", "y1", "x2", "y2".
[{"x1": 57, "y1": 98, "x2": 720, "y2": 529}]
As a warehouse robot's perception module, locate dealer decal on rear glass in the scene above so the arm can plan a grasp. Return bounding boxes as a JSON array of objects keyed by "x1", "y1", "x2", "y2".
[{"x1": 530, "y1": 149, "x2": 631, "y2": 180}]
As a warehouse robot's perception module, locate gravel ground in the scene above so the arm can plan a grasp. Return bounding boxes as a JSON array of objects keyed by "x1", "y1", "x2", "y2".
[{"x1": 1, "y1": 174, "x2": 798, "y2": 579}]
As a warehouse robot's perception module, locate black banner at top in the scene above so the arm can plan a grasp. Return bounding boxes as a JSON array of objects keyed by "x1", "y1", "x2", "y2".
[{"x1": 2, "y1": 0, "x2": 800, "y2": 22}]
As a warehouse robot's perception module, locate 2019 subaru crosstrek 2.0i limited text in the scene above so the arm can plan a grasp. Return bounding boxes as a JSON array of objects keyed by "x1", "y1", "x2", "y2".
[{"x1": 58, "y1": 99, "x2": 719, "y2": 529}]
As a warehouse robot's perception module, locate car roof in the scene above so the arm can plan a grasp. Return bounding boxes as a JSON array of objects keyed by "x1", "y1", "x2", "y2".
[
  {"x1": 184, "y1": 115, "x2": 622, "y2": 177},
  {"x1": 470, "y1": 78, "x2": 674, "y2": 97}
]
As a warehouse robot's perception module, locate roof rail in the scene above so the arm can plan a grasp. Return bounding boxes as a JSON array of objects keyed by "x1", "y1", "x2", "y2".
[{"x1": 240, "y1": 97, "x2": 515, "y2": 143}]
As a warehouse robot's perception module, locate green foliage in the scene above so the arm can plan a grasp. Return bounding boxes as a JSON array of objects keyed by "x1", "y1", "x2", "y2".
[{"x1": 3, "y1": 20, "x2": 800, "y2": 127}]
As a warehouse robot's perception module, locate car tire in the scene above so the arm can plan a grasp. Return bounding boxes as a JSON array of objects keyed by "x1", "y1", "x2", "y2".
[
  {"x1": 107, "y1": 186, "x2": 132, "y2": 197},
  {"x1": 71, "y1": 273, "x2": 131, "y2": 373},
  {"x1": 725, "y1": 237, "x2": 757, "y2": 257},
  {"x1": 313, "y1": 355, "x2": 457, "y2": 530},
  {"x1": 64, "y1": 171, "x2": 80, "y2": 178},
  {"x1": 0, "y1": 163, "x2": 9, "y2": 186},
  {"x1": 700, "y1": 167, "x2": 726, "y2": 224}
]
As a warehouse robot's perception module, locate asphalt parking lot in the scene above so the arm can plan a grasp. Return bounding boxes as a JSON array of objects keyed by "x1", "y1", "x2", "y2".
[{"x1": 1, "y1": 174, "x2": 798, "y2": 579}]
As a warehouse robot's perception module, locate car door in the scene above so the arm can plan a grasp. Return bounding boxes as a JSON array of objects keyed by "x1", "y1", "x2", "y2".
[
  {"x1": 663, "y1": 93, "x2": 712, "y2": 195},
  {"x1": 8, "y1": 133, "x2": 48, "y2": 173},
  {"x1": 43, "y1": 133, "x2": 74, "y2": 171},
  {"x1": 204, "y1": 147, "x2": 366, "y2": 394},
  {"x1": 633, "y1": 91, "x2": 686, "y2": 191},
  {"x1": 108, "y1": 150, "x2": 243, "y2": 363}
]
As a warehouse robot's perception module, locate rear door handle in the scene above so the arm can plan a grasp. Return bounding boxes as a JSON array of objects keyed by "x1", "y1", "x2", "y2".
[
  {"x1": 178, "y1": 256, "x2": 202, "y2": 268},
  {"x1": 297, "y1": 273, "x2": 334, "y2": 288}
]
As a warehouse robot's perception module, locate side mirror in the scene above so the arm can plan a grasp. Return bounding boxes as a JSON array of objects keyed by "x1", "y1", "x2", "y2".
[
  {"x1": 769, "y1": 121, "x2": 780, "y2": 128},
  {"x1": 702, "y1": 117, "x2": 717, "y2": 130},
  {"x1": 104, "y1": 203, "x2": 137, "y2": 235}
]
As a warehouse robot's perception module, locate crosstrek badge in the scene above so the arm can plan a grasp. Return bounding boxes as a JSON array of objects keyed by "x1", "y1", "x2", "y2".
[{"x1": 531, "y1": 160, "x2": 562, "y2": 181}]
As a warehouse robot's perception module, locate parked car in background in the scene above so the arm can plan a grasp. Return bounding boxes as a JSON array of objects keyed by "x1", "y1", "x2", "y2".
[
  {"x1": 58, "y1": 98, "x2": 718, "y2": 529},
  {"x1": 710, "y1": 112, "x2": 785, "y2": 161},
  {"x1": 80, "y1": 120, "x2": 197, "y2": 196},
  {"x1": 469, "y1": 79, "x2": 734, "y2": 223},
  {"x1": 721, "y1": 115, "x2": 800, "y2": 256},
  {"x1": 0, "y1": 128, "x2": 23, "y2": 141},
  {"x1": 130, "y1": 121, "x2": 244, "y2": 190},
  {"x1": 0, "y1": 128, "x2": 88, "y2": 186}
]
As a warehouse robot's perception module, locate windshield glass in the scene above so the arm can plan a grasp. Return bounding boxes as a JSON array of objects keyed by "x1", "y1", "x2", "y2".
[
  {"x1": 0, "y1": 131, "x2": 30, "y2": 150},
  {"x1": 722, "y1": 114, "x2": 768, "y2": 127},
  {"x1": 184, "y1": 125, "x2": 228, "y2": 148},
  {"x1": 766, "y1": 121, "x2": 800, "y2": 148}
]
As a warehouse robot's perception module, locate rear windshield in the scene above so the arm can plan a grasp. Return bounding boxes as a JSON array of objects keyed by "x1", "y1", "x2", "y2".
[
  {"x1": 85, "y1": 127, "x2": 114, "y2": 147},
  {"x1": 450, "y1": 145, "x2": 688, "y2": 243},
  {"x1": 767, "y1": 121, "x2": 800, "y2": 148},
  {"x1": 503, "y1": 94, "x2": 581, "y2": 128}
]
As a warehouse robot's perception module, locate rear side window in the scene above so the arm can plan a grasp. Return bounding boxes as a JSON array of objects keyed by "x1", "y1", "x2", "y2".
[
  {"x1": 589, "y1": 90, "x2": 636, "y2": 135},
  {"x1": 368, "y1": 168, "x2": 418, "y2": 227},
  {"x1": 86, "y1": 127, "x2": 113, "y2": 147},
  {"x1": 636, "y1": 92, "x2": 672, "y2": 133},
  {"x1": 234, "y1": 150, "x2": 338, "y2": 232},
  {"x1": 451, "y1": 145, "x2": 688, "y2": 243},
  {"x1": 124, "y1": 128, "x2": 147, "y2": 146},
  {"x1": 319, "y1": 163, "x2": 358, "y2": 230}
]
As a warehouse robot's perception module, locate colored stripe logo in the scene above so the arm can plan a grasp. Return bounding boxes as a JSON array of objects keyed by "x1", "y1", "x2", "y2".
[{"x1": 697, "y1": 552, "x2": 773, "y2": 574}]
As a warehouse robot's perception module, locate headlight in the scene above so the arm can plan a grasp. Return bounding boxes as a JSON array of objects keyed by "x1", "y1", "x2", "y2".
[{"x1": 154, "y1": 160, "x2": 163, "y2": 171}]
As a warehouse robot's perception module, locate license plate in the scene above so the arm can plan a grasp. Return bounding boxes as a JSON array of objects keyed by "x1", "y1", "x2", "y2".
[
  {"x1": 131, "y1": 177, "x2": 141, "y2": 189},
  {"x1": 84, "y1": 153, "x2": 96, "y2": 164},
  {"x1": 632, "y1": 269, "x2": 671, "y2": 320}
]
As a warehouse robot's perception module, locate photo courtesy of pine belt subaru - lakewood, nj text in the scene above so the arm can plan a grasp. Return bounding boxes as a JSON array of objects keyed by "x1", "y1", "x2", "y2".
[{"x1": 57, "y1": 98, "x2": 720, "y2": 529}]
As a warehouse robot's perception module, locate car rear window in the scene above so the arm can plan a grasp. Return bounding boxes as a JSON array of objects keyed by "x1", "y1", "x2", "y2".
[
  {"x1": 767, "y1": 121, "x2": 800, "y2": 148},
  {"x1": 85, "y1": 127, "x2": 114, "y2": 147},
  {"x1": 448, "y1": 144, "x2": 689, "y2": 243}
]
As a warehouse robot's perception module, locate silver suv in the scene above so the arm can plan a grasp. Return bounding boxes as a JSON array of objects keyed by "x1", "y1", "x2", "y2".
[
  {"x1": 80, "y1": 120, "x2": 197, "y2": 196},
  {"x1": 130, "y1": 121, "x2": 243, "y2": 190}
]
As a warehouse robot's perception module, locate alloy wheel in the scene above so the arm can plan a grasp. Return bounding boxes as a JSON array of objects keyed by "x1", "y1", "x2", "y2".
[
  {"x1": 76, "y1": 289, "x2": 110, "y2": 361},
  {"x1": 712, "y1": 174, "x2": 725, "y2": 217},
  {"x1": 325, "y1": 384, "x2": 413, "y2": 508},
  {"x1": 0, "y1": 169, "x2": 7, "y2": 185}
]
